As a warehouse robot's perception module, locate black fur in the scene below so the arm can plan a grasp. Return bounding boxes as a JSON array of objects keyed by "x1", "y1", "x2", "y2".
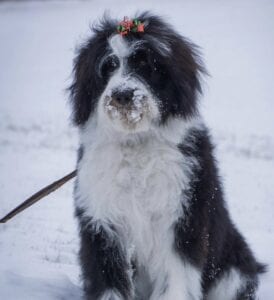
[{"x1": 70, "y1": 12, "x2": 265, "y2": 300}]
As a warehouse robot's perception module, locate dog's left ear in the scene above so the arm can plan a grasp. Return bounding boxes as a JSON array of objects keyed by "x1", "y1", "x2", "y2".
[{"x1": 173, "y1": 38, "x2": 206, "y2": 101}]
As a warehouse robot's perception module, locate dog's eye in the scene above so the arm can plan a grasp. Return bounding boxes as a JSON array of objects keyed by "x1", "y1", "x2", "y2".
[
  {"x1": 130, "y1": 50, "x2": 149, "y2": 68},
  {"x1": 101, "y1": 55, "x2": 120, "y2": 78}
]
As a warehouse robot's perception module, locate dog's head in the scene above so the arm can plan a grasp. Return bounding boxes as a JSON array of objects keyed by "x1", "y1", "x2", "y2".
[{"x1": 69, "y1": 12, "x2": 205, "y2": 134}]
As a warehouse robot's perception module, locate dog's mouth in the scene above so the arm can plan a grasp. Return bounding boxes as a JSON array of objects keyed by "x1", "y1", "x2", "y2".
[{"x1": 104, "y1": 93, "x2": 149, "y2": 128}]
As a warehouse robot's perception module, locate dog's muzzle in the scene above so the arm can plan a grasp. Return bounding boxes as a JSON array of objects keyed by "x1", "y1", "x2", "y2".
[{"x1": 104, "y1": 87, "x2": 149, "y2": 126}]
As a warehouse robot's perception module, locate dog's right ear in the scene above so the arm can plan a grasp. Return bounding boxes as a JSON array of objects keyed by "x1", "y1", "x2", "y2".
[
  {"x1": 69, "y1": 15, "x2": 117, "y2": 126},
  {"x1": 69, "y1": 39, "x2": 98, "y2": 126}
]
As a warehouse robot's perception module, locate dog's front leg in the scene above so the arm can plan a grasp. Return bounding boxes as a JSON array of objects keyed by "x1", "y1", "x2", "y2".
[
  {"x1": 150, "y1": 253, "x2": 202, "y2": 300},
  {"x1": 78, "y1": 221, "x2": 133, "y2": 300}
]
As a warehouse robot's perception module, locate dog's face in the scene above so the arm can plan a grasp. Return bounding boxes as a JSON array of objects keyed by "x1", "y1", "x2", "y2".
[
  {"x1": 70, "y1": 13, "x2": 205, "y2": 134},
  {"x1": 97, "y1": 34, "x2": 160, "y2": 133}
]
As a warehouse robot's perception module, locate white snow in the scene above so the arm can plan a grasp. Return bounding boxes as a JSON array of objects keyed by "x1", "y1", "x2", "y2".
[{"x1": 0, "y1": 0, "x2": 273, "y2": 299}]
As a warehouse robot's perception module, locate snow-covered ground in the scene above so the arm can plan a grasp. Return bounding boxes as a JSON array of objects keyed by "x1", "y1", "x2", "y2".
[{"x1": 0, "y1": 0, "x2": 273, "y2": 299}]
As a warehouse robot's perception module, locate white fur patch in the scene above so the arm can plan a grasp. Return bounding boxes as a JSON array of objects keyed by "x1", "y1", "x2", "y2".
[
  {"x1": 207, "y1": 268, "x2": 246, "y2": 300},
  {"x1": 76, "y1": 117, "x2": 195, "y2": 229},
  {"x1": 109, "y1": 34, "x2": 130, "y2": 59}
]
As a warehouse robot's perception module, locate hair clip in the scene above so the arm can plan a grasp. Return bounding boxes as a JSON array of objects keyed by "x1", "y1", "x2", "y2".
[{"x1": 117, "y1": 17, "x2": 145, "y2": 36}]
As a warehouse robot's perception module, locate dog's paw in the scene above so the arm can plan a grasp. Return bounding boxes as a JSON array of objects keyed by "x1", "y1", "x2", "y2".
[{"x1": 100, "y1": 290, "x2": 122, "y2": 300}]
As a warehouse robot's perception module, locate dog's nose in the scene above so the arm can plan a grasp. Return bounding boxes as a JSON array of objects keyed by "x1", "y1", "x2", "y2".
[{"x1": 112, "y1": 89, "x2": 134, "y2": 105}]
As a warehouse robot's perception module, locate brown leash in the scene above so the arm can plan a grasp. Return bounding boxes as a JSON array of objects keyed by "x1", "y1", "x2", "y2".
[{"x1": 0, "y1": 170, "x2": 77, "y2": 224}]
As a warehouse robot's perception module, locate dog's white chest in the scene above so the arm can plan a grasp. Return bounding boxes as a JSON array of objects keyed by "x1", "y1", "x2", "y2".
[{"x1": 76, "y1": 137, "x2": 191, "y2": 262}]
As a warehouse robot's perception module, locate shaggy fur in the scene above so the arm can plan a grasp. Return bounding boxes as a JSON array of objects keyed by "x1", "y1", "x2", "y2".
[{"x1": 69, "y1": 12, "x2": 265, "y2": 300}]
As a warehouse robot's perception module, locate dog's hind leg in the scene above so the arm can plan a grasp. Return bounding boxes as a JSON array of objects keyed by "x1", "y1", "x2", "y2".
[{"x1": 206, "y1": 268, "x2": 258, "y2": 300}]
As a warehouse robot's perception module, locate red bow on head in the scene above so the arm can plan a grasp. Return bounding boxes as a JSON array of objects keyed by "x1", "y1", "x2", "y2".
[{"x1": 117, "y1": 17, "x2": 145, "y2": 36}]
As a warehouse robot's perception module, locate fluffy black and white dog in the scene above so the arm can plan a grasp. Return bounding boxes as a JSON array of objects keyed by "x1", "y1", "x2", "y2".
[{"x1": 70, "y1": 12, "x2": 265, "y2": 300}]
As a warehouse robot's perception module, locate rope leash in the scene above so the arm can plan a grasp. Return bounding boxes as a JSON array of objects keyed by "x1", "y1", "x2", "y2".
[
  {"x1": 0, "y1": 16, "x2": 144, "y2": 224},
  {"x1": 0, "y1": 170, "x2": 76, "y2": 224}
]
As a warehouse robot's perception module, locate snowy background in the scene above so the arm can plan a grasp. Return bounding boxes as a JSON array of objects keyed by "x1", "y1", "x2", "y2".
[{"x1": 0, "y1": 0, "x2": 273, "y2": 299}]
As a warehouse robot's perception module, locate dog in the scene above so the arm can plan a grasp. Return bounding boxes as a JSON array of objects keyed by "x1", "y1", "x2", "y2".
[{"x1": 69, "y1": 12, "x2": 265, "y2": 300}]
